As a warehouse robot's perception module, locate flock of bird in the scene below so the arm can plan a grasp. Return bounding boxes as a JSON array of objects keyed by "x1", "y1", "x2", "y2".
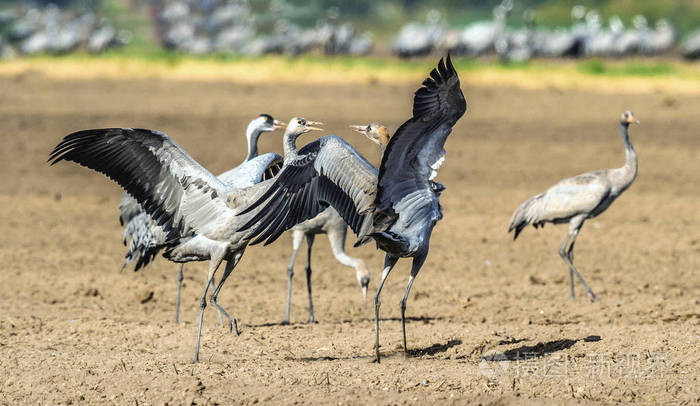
[
  {"x1": 393, "y1": 2, "x2": 690, "y2": 61},
  {"x1": 152, "y1": 1, "x2": 373, "y2": 56},
  {"x1": 0, "y1": 4, "x2": 123, "y2": 57},
  {"x1": 49, "y1": 55, "x2": 639, "y2": 363},
  {"x1": 2, "y1": 1, "x2": 700, "y2": 60}
]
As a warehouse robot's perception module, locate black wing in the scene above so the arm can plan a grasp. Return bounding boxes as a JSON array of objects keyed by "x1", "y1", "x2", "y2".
[
  {"x1": 236, "y1": 135, "x2": 377, "y2": 246},
  {"x1": 375, "y1": 54, "x2": 467, "y2": 216},
  {"x1": 49, "y1": 128, "x2": 233, "y2": 237}
]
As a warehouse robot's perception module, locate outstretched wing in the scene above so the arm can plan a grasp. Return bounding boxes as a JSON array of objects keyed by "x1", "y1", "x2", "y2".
[
  {"x1": 375, "y1": 54, "x2": 467, "y2": 216},
  {"x1": 49, "y1": 128, "x2": 235, "y2": 237},
  {"x1": 237, "y1": 135, "x2": 377, "y2": 245},
  {"x1": 218, "y1": 152, "x2": 283, "y2": 188}
]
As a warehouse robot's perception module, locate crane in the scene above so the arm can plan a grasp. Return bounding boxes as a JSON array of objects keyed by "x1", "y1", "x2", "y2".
[
  {"x1": 236, "y1": 56, "x2": 466, "y2": 362},
  {"x1": 50, "y1": 119, "x2": 323, "y2": 362},
  {"x1": 283, "y1": 123, "x2": 391, "y2": 324},
  {"x1": 119, "y1": 114, "x2": 284, "y2": 324},
  {"x1": 508, "y1": 111, "x2": 639, "y2": 301}
]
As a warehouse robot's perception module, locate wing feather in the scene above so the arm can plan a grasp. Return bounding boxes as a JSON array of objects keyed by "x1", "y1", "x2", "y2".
[
  {"x1": 376, "y1": 54, "x2": 467, "y2": 217},
  {"x1": 49, "y1": 128, "x2": 234, "y2": 237},
  {"x1": 237, "y1": 135, "x2": 377, "y2": 245}
]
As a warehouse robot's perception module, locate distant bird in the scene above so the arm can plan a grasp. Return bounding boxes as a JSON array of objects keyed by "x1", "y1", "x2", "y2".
[
  {"x1": 508, "y1": 111, "x2": 639, "y2": 301},
  {"x1": 682, "y1": 29, "x2": 700, "y2": 60},
  {"x1": 237, "y1": 56, "x2": 466, "y2": 363},
  {"x1": 49, "y1": 118, "x2": 324, "y2": 362},
  {"x1": 392, "y1": 9, "x2": 445, "y2": 58},
  {"x1": 282, "y1": 123, "x2": 390, "y2": 325},
  {"x1": 119, "y1": 114, "x2": 284, "y2": 324},
  {"x1": 451, "y1": 0, "x2": 511, "y2": 57},
  {"x1": 645, "y1": 19, "x2": 675, "y2": 55}
]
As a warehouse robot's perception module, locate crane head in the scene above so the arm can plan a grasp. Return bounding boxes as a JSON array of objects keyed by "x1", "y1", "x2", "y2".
[
  {"x1": 254, "y1": 114, "x2": 286, "y2": 132},
  {"x1": 354, "y1": 260, "x2": 371, "y2": 300},
  {"x1": 349, "y1": 123, "x2": 391, "y2": 150},
  {"x1": 285, "y1": 117, "x2": 324, "y2": 136},
  {"x1": 620, "y1": 111, "x2": 639, "y2": 125}
]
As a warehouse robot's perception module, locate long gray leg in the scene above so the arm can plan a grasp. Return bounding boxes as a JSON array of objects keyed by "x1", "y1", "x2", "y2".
[
  {"x1": 559, "y1": 216, "x2": 597, "y2": 302},
  {"x1": 558, "y1": 233, "x2": 575, "y2": 299},
  {"x1": 400, "y1": 254, "x2": 426, "y2": 358},
  {"x1": 211, "y1": 252, "x2": 243, "y2": 335},
  {"x1": 193, "y1": 255, "x2": 224, "y2": 363},
  {"x1": 284, "y1": 231, "x2": 304, "y2": 325},
  {"x1": 175, "y1": 264, "x2": 184, "y2": 324},
  {"x1": 305, "y1": 234, "x2": 316, "y2": 323},
  {"x1": 209, "y1": 274, "x2": 223, "y2": 327},
  {"x1": 174, "y1": 264, "x2": 221, "y2": 325},
  {"x1": 375, "y1": 255, "x2": 399, "y2": 363},
  {"x1": 566, "y1": 229, "x2": 597, "y2": 302}
]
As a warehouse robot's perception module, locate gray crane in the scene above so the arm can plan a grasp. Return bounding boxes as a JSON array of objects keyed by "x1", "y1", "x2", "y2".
[
  {"x1": 392, "y1": 9, "x2": 445, "y2": 58},
  {"x1": 119, "y1": 114, "x2": 284, "y2": 324},
  {"x1": 283, "y1": 123, "x2": 390, "y2": 325},
  {"x1": 49, "y1": 118, "x2": 324, "y2": 362},
  {"x1": 237, "y1": 56, "x2": 466, "y2": 363},
  {"x1": 508, "y1": 111, "x2": 639, "y2": 301}
]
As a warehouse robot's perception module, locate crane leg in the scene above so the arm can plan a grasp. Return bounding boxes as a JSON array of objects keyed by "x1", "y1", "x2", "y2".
[
  {"x1": 559, "y1": 220, "x2": 597, "y2": 302},
  {"x1": 374, "y1": 255, "x2": 399, "y2": 363},
  {"x1": 193, "y1": 254, "x2": 224, "y2": 363},
  {"x1": 284, "y1": 231, "x2": 303, "y2": 325},
  {"x1": 566, "y1": 230, "x2": 597, "y2": 302},
  {"x1": 209, "y1": 274, "x2": 223, "y2": 326},
  {"x1": 399, "y1": 254, "x2": 426, "y2": 358},
  {"x1": 305, "y1": 234, "x2": 316, "y2": 324},
  {"x1": 558, "y1": 234, "x2": 575, "y2": 299},
  {"x1": 175, "y1": 264, "x2": 184, "y2": 324},
  {"x1": 210, "y1": 251, "x2": 243, "y2": 335}
]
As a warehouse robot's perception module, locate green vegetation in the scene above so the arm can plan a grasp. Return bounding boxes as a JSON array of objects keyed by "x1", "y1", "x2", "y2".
[{"x1": 577, "y1": 59, "x2": 677, "y2": 77}]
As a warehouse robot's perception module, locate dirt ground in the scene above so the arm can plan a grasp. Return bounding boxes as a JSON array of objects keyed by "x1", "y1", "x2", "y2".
[{"x1": 0, "y1": 68, "x2": 698, "y2": 405}]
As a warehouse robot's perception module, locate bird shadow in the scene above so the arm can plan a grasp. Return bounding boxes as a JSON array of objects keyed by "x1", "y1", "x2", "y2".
[
  {"x1": 407, "y1": 339, "x2": 463, "y2": 357},
  {"x1": 294, "y1": 339, "x2": 463, "y2": 362},
  {"x1": 246, "y1": 315, "x2": 444, "y2": 329},
  {"x1": 341, "y1": 315, "x2": 445, "y2": 324},
  {"x1": 483, "y1": 335, "x2": 601, "y2": 361}
]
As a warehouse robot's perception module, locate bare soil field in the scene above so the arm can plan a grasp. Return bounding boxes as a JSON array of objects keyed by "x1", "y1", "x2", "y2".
[{"x1": 0, "y1": 68, "x2": 698, "y2": 405}]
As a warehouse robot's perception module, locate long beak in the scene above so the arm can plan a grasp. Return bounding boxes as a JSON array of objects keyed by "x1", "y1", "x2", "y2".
[
  {"x1": 361, "y1": 285, "x2": 368, "y2": 300},
  {"x1": 349, "y1": 125, "x2": 368, "y2": 135},
  {"x1": 273, "y1": 120, "x2": 287, "y2": 130},
  {"x1": 305, "y1": 120, "x2": 325, "y2": 132}
]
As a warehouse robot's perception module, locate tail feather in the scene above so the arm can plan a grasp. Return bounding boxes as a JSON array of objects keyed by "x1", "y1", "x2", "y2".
[
  {"x1": 508, "y1": 192, "x2": 546, "y2": 240},
  {"x1": 121, "y1": 212, "x2": 168, "y2": 271}
]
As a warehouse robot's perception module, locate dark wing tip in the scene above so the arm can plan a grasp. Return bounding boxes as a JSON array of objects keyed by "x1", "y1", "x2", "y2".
[{"x1": 411, "y1": 55, "x2": 464, "y2": 119}]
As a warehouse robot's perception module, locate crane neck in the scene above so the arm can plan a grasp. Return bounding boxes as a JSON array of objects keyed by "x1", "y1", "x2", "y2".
[
  {"x1": 619, "y1": 122, "x2": 637, "y2": 170},
  {"x1": 244, "y1": 124, "x2": 263, "y2": 162},
  {"x1": 283, "y1": 131, "x2": 301, "y2": 161},
  {"x1": 612, "y1": 122, "x2": 638, "y2": 194}
]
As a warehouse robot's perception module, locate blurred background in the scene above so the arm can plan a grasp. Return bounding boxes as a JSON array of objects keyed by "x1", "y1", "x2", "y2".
[
  {"x1": 1, "y1": 1, "x2": 699, "y2": 405},
  {"x1": 0, "y1": 0, "x2": 699, "y2": 60}
]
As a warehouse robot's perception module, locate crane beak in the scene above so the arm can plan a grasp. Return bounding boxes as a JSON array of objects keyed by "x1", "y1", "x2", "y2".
[
  {"x1": 348, "y1": 125, "x2": 368, "y2": 135},
  {"x1": 305, "y1": 121, "x2": 325, "y2": 132},
  {"x1": 273, "y1": 120, "x2": 287, "y2": 130},
  {"x1": 361, "y1": 285, "x2": 368, "y2": 300}
]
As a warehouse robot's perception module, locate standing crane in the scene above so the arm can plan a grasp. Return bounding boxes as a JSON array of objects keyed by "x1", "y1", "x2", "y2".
[
  {"x1": 236, "y1": 56, "x2": 467, "y2": 363},
  {"x1": 283, "y1": 123, "x2": 390, "y2": 324},
  {"x1": 50, "y1": 118, "x2": 324, "y2": 362},
  {"x1": 508, "y1": 111, "x2": 639, "y2": 301},
  {"x1": 119, "y1": 114, "x2": 284, "y2": 324}
]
